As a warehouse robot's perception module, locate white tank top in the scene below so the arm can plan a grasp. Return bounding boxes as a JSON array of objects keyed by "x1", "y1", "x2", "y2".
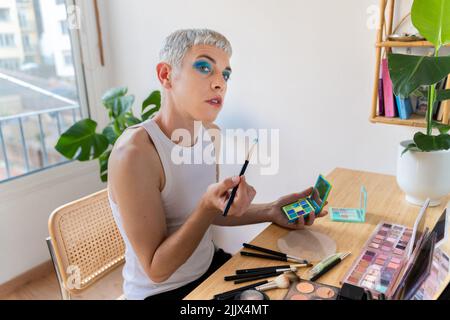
[{"x1": 108, "y1": 116, "x2": 216, "y2": 300}]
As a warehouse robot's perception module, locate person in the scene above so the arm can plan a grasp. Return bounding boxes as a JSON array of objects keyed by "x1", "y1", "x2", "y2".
[{"x1": 107, "y1": 28, "x2": 328, "y2": 300}]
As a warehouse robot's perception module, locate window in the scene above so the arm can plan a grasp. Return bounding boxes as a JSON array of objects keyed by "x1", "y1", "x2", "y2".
[
  {"x1": 59, "y1": 20, "x2": 68, "y2": 35},
  {"x1": 0, "y1": 0, "x2": 88, "y2": 182},
  {"x1": 0, "y1": 8, "x2": 10, "y2": 22},
  {"x1": 18, "y1": 11, "x2": 28, "y2": 28},
  {"x1": 63, "y1": 50, "x2": 72, "y2": 65},
  {"x1": 22, "y1": 34, "x2": 31, "y2": 50},
  {"x1": 0, "y1": 33, "x2": 15, "y2": 47}
]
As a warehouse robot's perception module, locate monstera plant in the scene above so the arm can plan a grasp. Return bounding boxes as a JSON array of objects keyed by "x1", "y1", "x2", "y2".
[
  {"x1": 55, "y1": 87, "x2": 161, "y2": 182},
  {"x1": 388, "y1": 0, "x2": 450, "y2": 206},
  {"x1": 388, "y1": 0, "x2": 450, "y2": 155}
]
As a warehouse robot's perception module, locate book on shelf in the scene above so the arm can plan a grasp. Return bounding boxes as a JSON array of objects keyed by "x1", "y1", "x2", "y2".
[
  {"x1": 381, "y1": 58, "x2": 397, "y2": 118},
  {"x1": 378, "y1": 78, "x2": 385, "y2": 116},
  {"x1": 395, "y1": 96, "x2": 413, "y2": 120},
  {"x1": 436, "y1": 77, "x2": 449, "y2": 121}
]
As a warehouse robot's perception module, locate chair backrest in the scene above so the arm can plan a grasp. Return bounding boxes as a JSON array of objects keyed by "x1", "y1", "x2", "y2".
[{"x1": 48, "y1": 188, "x2": 125, "y2": 294}]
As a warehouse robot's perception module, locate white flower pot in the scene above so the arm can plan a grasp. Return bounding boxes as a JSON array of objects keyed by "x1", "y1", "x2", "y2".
[{"x1": 396, "y1": 140, "x2": 450, "y2": 207}]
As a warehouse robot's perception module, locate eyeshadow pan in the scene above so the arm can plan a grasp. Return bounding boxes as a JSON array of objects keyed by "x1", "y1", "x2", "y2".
[
  {"x1": 391, "y1": 257, "x2": 402, "y2": 264},
  {"x1": 369, "y1": 243, "x2": 380, "y2": 249},
  {"x1": 316, "y1": 287, "x2": 335, "y2": 299},
  {"x1": 284, "y1": 280, "x2": 339, "y2": 301},
  {"x1": 296, "y1": 282, "x2": 314, "y2": 294},
  {"x1": 387, "y1": 262, "x2": 399, "y2": 269}
]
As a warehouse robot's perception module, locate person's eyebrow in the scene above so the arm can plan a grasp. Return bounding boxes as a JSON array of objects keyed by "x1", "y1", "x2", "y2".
[{"x1": 196, "y1": 54, "x2": 232, "y2": 72}]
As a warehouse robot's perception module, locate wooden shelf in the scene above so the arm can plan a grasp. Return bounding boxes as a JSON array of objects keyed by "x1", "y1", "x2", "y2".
[
  {"x1": 376, "y1": 41, "x2": 435, "y2": 48},
  {"x1": 371, "y1": 0, "x2": 450, "y2": 128},
  {"x1": 370, "y1": 114, "x2": 427, "y2": 128}
]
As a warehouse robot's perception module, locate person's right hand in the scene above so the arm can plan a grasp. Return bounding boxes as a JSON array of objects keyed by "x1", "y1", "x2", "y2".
[{"x1": 201, "y1": 175, "x2": 256, "y2": 217}]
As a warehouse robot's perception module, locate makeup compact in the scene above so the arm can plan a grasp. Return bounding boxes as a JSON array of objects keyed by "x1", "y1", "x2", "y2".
[
  {"x1": 283, "y1": 279, "x2": 340, "y2": 300},
  {"x1": 234, "y1": 290, "x2": 270, "y2": 300},
  {"x1": 341, "y1": 199, "x2": 430, "y2": 298},
  {"x1": 330, "y1": 186, "x2": 367, "y2": 223},
  {"x1": 282, "y1": 175, "x2": 332, "y2": 224}
]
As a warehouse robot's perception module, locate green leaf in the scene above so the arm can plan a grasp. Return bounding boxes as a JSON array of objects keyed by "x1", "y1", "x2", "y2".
[
  {"x1": 414, "y1": 131, "x2": 450, "y2": 151},
  {"x1": 55, "y1": 119, "x2": 109, "y2": 161},
  {"x1": 141, "y1": 90, "x2": 161, "y2": 121},
  {"x1": 388, "y1": 53, "x2": 450, "y2": 98},
  {"x1": 412, "y1": 0, "x2": 450, "y2": 48},
  {"x1": 125, "y1": 114, "x2": 142, "y2": 126},
  {"x1": 436, "y1": 89, "x2": 450, "y2": 101},
  {"x1": 102, "y1": 87, "x2": 128, "y2": 105},
  {"x1": 102, "y1": 124, "x2": 119, "y2": 145},
  {"x1": 104, "y1": 95, "x2": 135, "y2": 118},
  {"x1": 99, "y1": 149, "x2": 111, "y2": 182},
  {"x1": 432, "y1": 121, "x2": 450, "y2": 134},
  {"x1": 401, "y1": 142, "x2": 420, "y2": 156}
]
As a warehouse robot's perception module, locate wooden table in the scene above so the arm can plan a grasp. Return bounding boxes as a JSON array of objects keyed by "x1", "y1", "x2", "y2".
[{"x1": 185, "y1": 168, "x2": 450, "y2": 300}]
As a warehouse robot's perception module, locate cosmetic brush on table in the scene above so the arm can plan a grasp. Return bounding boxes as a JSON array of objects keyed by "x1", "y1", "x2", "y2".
[
  {"x1": 241, "y1": 243, "x2": 309, "y2": 264},
  {"x1": 307, "y1": 252, "x2": 351, "y2": 282},
  {"x1": 225, "y1": 266, "x2": 299, "y2": 281},
  {"x1": 233, "y1": 269, "x2": 300, "y2": 284},
  {"x1": 222, "y1": 139, "x2": 258, "y2": 217}
]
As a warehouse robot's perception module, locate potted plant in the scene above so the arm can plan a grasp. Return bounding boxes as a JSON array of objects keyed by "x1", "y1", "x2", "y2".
[
  {"x1": 55, "y1": 87, "x2": 160, "y2": 182},
  {"x1": 388, "y1": 0, "x2": 450, "y2": 206}
]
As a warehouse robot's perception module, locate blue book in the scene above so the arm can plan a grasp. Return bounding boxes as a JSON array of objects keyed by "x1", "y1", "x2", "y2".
[{"x1": 395, "y1": 96, "x2": 413, "y2": 119}]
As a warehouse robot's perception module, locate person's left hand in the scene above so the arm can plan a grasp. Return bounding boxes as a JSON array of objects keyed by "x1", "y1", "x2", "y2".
[{"x1": 267, "y1": 187, "x2": 328, "y2": 230}]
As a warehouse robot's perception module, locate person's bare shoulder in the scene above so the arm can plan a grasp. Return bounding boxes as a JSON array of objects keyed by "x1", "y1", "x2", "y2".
[{"x1": 108, "y1": 127, "x2": 164, "y2": 200}]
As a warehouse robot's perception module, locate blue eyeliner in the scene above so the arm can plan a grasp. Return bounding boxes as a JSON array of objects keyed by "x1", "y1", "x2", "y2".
[
  {"x1": 193, "y1": 60, "x2": 231, "y2": 81},
  {"x1": 193, "y1": 60, "x2": 212, "y2": 74}
]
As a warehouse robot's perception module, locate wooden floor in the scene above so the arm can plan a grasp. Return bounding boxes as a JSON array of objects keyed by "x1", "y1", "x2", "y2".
[
  {"x1": 1, "y1": 265, "x2": 124, "y2": 300},
  {"x1": 0, "y1": 270, "x2": 61, "y2": 300}
]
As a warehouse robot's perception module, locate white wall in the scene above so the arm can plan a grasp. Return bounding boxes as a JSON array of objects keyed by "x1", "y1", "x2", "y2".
[
  {"x1": 1, "y1": 0, "x2": 421, "y2": 283},
  {"x1": 102, "y1": 0, "x2": 417, "y2": 254}
]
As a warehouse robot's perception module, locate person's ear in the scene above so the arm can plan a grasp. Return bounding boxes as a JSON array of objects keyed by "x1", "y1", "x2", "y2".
[{"x1": 156, "y1": 62, "x2": 172, "y2": 89}]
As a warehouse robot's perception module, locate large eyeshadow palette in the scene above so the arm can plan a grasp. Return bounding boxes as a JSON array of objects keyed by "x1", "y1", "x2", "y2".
[
  {"x1": 412, "y1": 247, "x2": 450, "y2": 300},
  {"x1": 341, "y1": 222, "x2": 413, "y2": 297},
  {"x1": 284, "y1": 279, "x2": 340, "y2": 300},
  {"x1": 282, "y1": 199, "x2": 315, "y2": 222}
]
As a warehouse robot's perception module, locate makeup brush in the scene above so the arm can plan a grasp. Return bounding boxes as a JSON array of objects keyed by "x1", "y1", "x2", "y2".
[
  {"x1": 234, "y1": 269, "x2": 300, "y2": 285},
  {"x1": 225, "y1": 266, "x2": 299, "y2": 281},
  {"x1": 254, "y1": 274, "x2": 291, "y2": 292},
  {"x1": 223, "y1": 138, "x2": 258, "y2": 217}
]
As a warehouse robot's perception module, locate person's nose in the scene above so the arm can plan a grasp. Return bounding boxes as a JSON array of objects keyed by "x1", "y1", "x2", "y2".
[{"x1": 211, "y1": 73, "x2": 226, "y2": 92}]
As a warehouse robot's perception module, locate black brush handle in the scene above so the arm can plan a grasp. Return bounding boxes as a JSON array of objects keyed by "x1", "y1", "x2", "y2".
[
  {"x1": 222, "y1": 161, "x2": 249, "y2": 217},
  {"x1": 240, "y1": 251, "x2": 288, "y2": 262},
  {"x1": 233, "y1": 271, "x2": 282, "y2": 284},
  {"x1": 236, "y1": 265, "x2": 290, "y2": 274},
  {"x1": 225, "y1": 269, "x2": 285, "y2": 281},
  {"x1": 243, "y1": 243, "x2": 286, "y2": 258}
]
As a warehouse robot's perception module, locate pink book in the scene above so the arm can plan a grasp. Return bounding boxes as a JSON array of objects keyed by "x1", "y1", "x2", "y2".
[{"x1": 382, "y1": 58, "x2": 396, "y2": 118}]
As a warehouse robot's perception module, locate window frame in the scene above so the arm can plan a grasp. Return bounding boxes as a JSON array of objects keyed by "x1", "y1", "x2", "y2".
[{"x1": 0, "y1": 0, "x2": 100, "y2": 189}]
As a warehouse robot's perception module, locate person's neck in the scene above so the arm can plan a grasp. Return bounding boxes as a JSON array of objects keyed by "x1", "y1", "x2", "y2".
[{"x1": 154, "y1": 103, "x2": 201, "y2": 147}]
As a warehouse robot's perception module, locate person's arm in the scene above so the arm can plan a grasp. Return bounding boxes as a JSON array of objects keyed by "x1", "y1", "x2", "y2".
[{"x1": 109, "y1": 129, "x2": 256, "y2": 283}]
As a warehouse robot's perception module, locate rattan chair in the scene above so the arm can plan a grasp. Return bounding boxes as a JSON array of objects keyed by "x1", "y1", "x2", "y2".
[{"x1": 47, "y1": 188, "x2": 126, "y2": 300}]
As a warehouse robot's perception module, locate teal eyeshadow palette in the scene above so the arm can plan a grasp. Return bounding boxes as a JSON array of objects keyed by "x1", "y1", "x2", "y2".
[
  {"x1": 341, "y1": 222, "x2": 413, "y2": 297},
  {"x1": 282, "y1": 199, "x2": 315, "y2": 223}
]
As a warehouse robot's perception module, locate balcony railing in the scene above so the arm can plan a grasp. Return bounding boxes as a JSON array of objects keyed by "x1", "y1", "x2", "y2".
[{"x1": 0, "y1": 105, "x2": 82, "y2": 183}]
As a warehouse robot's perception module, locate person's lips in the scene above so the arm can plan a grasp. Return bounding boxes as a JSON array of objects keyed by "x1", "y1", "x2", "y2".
[{"x1": 205, "y1": 96, "x2": 223, "y2": 107}]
